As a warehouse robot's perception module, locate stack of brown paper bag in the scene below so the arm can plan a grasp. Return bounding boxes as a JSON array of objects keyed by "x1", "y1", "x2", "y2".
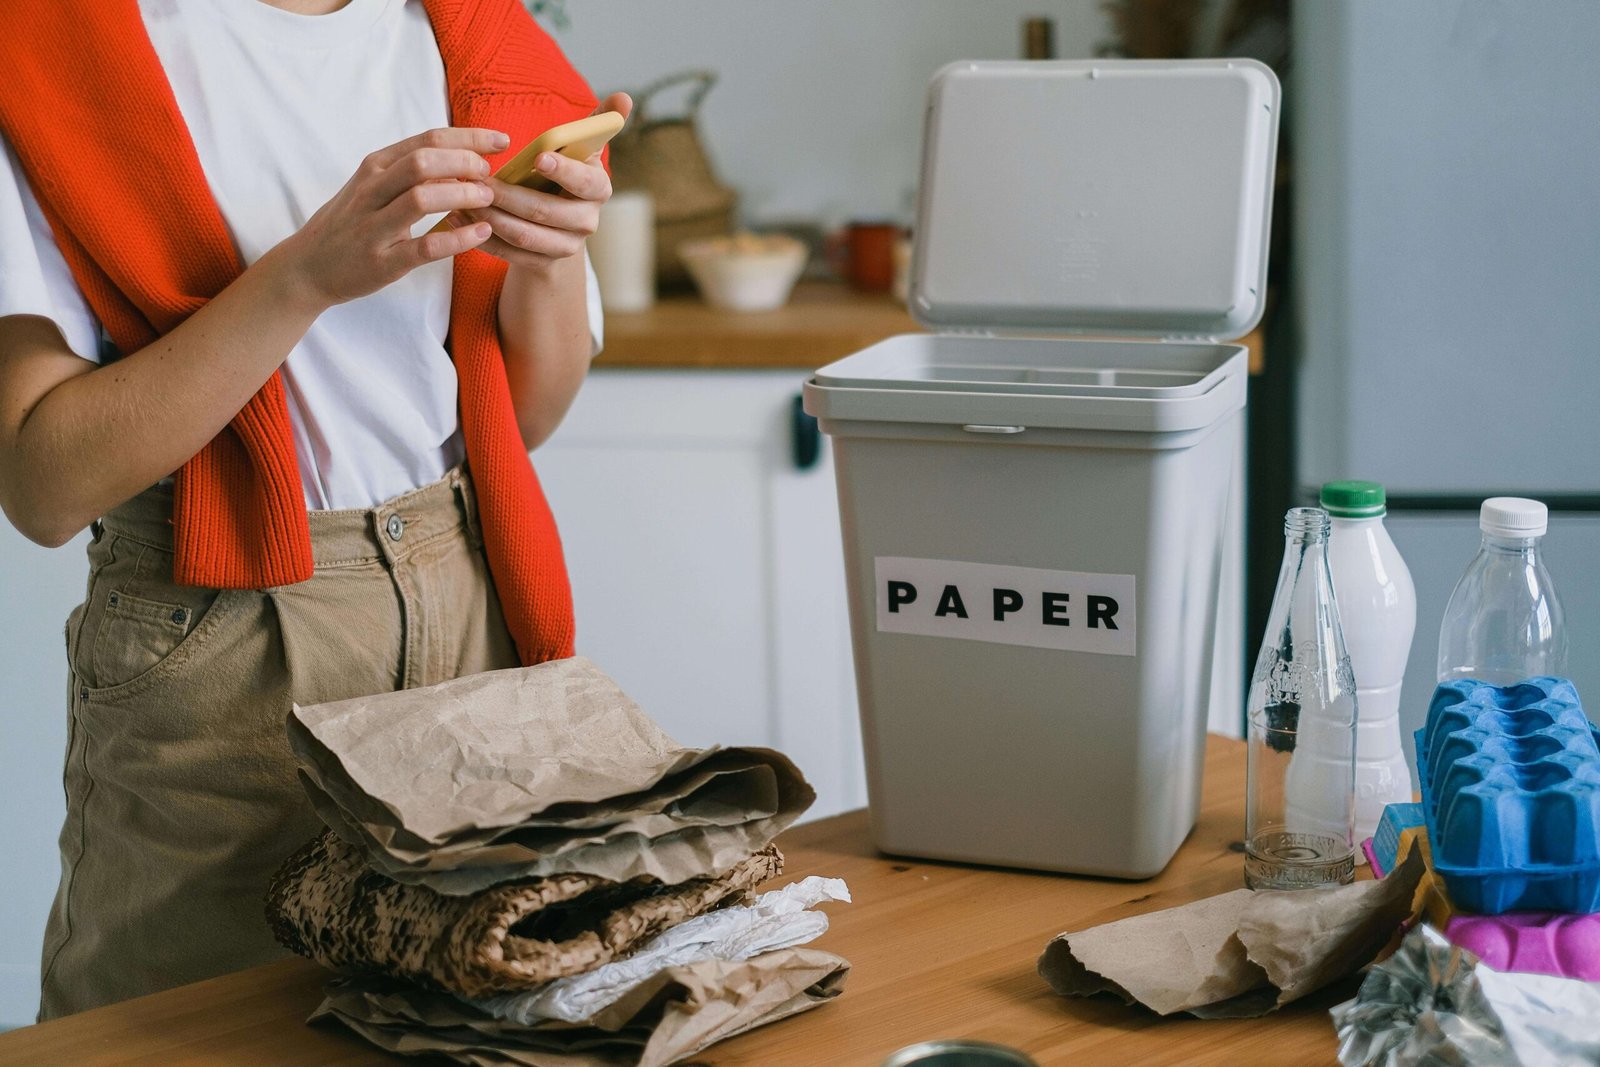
[
  {"x1": 312, "y1": 950, "x2": 850, "y2": 1067},
  {"x1": 266, "y1": 656, "x2": 849, "y2": 1065},
  {"x1": 285, "y1": 656, "x2": 814, "y2": 892}
]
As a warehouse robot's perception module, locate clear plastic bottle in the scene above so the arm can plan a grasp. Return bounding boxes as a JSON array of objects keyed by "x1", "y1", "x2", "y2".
[
  {"x1": 1245, "y1": 507, "x2": 1358, "y2": 890},
  {"x1": 1437, "y1": 498, "x2": 1568, "y2": 686},
  {"x1": 1321, "y1": 481, "x2": 1416, "y2": 847}
]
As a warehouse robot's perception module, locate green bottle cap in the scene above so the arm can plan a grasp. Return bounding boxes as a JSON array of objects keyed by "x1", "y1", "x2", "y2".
[{"x1": 1320, "y1": 480, "x2": 1387, "y2": 518}]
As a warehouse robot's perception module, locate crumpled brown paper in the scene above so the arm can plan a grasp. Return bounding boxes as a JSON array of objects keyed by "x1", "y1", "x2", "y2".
[
  {"x1": 266, "y1": 829, "x2": 784, "y2": 999},
  {"x1": 310, "y1": 947, "x2": 851, "y2": 1066},
  {"x1": 287, "y1": 656, "x2": 814, "y2": 894},
  {"x1": 1038, "y1": 847, "x2": 1424, "y2": 1018}
]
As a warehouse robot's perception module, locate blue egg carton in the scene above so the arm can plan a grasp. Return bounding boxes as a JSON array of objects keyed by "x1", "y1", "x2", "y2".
[{"x1": 1415, "y1": 677, "x2": 1600, "y2": 914}]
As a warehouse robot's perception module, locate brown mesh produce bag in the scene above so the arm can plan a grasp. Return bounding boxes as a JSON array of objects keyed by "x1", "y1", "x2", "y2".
[{"x1": 266, "y1": 830, "x2": 783, "y2": 1000}]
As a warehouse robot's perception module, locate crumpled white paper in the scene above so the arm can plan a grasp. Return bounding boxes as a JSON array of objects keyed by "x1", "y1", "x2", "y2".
[{"x1": 477, "y1": 877, "x2": 851, "y2": 1025}]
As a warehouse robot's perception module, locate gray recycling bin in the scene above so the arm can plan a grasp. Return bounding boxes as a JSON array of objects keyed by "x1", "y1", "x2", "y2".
[{"x1": 804, "y1": 59, "x2": 1280, "y2": 877}]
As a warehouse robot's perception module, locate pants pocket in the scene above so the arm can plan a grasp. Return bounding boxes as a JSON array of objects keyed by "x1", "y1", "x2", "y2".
[
  {"x1": 74, "y1": 536, "x2": 226, "y2": 693},
  {"x1": 90, "y1": 589, "x2": 207, "y2": 691}
]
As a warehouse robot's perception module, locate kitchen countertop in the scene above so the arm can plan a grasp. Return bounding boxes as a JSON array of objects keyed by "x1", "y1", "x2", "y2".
[
  {"x1": 598, "y1": 281, "x2": 1266, "y2": 374},
  {"x1": 599, "y1": 280, "x2": 920, "y2": 369},
  {"x1": 0, "y1": 734, "x2": 1344, "y2": 1066}
]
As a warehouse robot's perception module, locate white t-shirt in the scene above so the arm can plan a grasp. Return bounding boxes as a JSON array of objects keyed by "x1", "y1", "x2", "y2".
[{"x1": 0, "y1": 0, "x2": 602, "y2": 510}]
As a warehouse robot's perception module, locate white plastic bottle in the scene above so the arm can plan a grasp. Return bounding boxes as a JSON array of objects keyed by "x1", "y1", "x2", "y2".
[
  {"x1": 1321, "y1": 481, "x2": 1415, "y2": 845},
  {"x1": 1438, "y1": 498, "x2": 1568, "y2": 685}
]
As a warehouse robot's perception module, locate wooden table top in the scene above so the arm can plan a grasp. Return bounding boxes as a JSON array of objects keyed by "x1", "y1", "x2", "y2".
[{"x1": 0, "y1": 735, "x2": 1345, "y2": 1066}]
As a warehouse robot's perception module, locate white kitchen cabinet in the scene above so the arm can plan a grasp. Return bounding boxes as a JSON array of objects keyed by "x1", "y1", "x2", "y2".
[{"x1": 533, "y1": 368, "x2": 868, "y2": 822}]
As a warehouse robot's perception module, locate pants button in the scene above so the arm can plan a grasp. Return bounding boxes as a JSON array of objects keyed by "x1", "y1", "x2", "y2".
[{"x1": 386, "y1": 514, "x2": 405, "y2": 541}]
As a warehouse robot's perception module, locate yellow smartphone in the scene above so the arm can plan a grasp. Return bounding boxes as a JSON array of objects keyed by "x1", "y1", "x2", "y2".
[{"x1": 429, "y1": 110, "x2": 626, "y2": 234}]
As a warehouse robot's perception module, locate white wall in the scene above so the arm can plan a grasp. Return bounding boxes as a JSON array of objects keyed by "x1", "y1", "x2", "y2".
[
  {"x1": 550, "y1": 1, "x2": 1114, "y2": 226},
  {"x1": 1293, "y1": 0, "x2": 1600, "y2": 493},
  {"x1": 0, "y1": 527, "x2": 85, "y2": 1027}
]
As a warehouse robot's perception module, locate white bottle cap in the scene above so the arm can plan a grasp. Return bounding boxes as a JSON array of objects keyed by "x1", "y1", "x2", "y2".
[{"x1": 1480, "y1": 497, "x2": 1548, "y2": 539}]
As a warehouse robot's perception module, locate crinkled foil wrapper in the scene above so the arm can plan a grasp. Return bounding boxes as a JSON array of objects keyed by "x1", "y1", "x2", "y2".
[{"x1": 1331, "y1": 925, "x2": 1600, "y2": 1067}]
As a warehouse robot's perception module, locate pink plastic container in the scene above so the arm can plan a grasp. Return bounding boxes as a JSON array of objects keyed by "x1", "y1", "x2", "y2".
[{"x1": 1445, "y1": 912, "x2": 1600, "y2": 980}]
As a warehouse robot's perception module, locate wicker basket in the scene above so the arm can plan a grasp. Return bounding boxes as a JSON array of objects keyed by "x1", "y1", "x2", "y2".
[{"x1": 609, "y1": 70, "x2": 738, "y2": 288}]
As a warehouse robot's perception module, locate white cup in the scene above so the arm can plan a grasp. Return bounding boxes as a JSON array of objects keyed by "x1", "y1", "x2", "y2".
[
  {"x1": 892, "y1": 232, "x2": 913, "y2": 305},
  {"x1": 589, "y1": 191, "x2": 654, "y2": 312}
]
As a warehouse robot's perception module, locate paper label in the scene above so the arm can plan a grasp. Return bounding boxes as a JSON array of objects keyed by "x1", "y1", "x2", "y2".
[{"x1": 873, "y1": 556, "x2": 1137, "y2": 656}]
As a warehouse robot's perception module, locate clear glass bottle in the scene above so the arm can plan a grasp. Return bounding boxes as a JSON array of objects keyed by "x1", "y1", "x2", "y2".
[
  {"x1": 1245, "y1": 507, "x2": 1358, "y2": 890},
  {"x1": 1437, "y1": 497, "x2": 1567, "y2": 686}
]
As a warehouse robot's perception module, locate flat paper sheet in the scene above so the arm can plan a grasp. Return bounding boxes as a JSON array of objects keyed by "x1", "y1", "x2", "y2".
[
  {"x1": 312, "y1": 947, "x2": 851, "y2": 1067},
  {"x1": 1038, "y1": 847, "x2": 1425, "y2": 1018}
]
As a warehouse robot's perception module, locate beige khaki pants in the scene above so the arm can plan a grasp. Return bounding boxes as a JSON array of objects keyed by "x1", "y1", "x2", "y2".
[{"x1": 40, "y1": 465, "x2": 518, "y2": 1019}]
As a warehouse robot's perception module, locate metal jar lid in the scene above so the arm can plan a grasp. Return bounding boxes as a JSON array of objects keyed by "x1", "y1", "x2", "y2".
[{"x1": 881, "y1": 1040, "x2": 1039, "y2": 1067}]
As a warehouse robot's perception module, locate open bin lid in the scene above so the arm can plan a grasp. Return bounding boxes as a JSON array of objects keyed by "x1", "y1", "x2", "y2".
[{"x1": 910, "y1": 59, "x2": 1280, "y2": 341}]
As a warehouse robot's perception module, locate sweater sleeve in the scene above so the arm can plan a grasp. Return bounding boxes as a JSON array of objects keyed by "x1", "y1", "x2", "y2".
[{"x1": 0, "y1": 132, "x2": 102, "y2": 362}]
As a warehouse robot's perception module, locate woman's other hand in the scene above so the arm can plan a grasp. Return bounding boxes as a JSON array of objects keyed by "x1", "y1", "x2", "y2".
[{"x1": 282, "y1": 127, "x2": 503, "y2": 308}]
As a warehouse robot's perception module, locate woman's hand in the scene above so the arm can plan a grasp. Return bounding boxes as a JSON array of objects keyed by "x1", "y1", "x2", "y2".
[
  {"x1": 470, "y1": 93, "x2": 633, "y2": 271},
  {"x1": 280, "y1": 127, "x2": 506, "y2": 309}
]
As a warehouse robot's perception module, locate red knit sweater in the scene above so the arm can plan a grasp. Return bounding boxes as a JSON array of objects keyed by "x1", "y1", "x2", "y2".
[{"x1": 0, "y1": 0, "x2": 586, "y2": 664}]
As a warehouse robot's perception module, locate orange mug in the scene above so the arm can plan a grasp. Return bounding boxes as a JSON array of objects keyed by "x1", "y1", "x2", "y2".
[{"x1": 827, "y1": 222, "x2": 901, "y2": 292}]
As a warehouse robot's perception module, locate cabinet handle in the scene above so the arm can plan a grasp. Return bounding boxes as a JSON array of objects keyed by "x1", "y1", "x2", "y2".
[{"x1": 791, "y1": 395, "x2": 821, "y2": 471}]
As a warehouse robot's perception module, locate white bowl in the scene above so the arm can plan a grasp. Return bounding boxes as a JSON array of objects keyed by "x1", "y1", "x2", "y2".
[{"x1": 678, "y1": 235, "x2": 808, "y2": 312}]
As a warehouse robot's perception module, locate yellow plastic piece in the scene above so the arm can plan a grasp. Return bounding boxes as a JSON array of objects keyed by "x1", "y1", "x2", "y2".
[{"x1": 1387, "y1": 822, "x2": 1460, "y2": 926}]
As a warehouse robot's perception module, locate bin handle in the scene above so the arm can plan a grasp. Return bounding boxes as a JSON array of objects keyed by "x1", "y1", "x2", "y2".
[
  {"x1": 962, "y1": 424, "x2": 1027, "y2": 434},
  {"x1": 792, "y1": 395, "x2": 821, "y2": 469}
]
